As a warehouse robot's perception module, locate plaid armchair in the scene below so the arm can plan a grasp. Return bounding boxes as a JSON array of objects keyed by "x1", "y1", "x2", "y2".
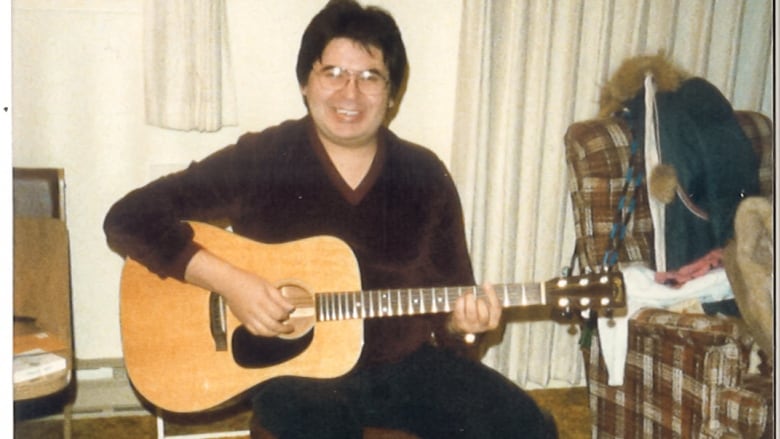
[{"x1": 564, "y1": 111, "x2": 774, "y2": 438}]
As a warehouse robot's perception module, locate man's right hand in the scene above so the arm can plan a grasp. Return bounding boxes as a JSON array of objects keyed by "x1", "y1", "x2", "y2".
[{"x1": 184, "y1": 249, "x2": 296, "y2": 337}]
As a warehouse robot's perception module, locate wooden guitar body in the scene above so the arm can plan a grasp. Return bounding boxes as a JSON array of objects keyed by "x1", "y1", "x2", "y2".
[{"x1": 120, "y1": 222, "x2": 363, "y2": 413}]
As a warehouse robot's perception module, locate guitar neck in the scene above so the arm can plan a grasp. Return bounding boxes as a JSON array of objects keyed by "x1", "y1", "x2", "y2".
[{"x1": 315, "y1": 283, "x2": 544, "y2": 321}]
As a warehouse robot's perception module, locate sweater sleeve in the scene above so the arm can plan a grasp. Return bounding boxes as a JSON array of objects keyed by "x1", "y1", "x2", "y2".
[
  {"x1": 103, "y1": 140, "x2": 249, "y2": 280},
  {"x1": 424, "y1": 161, "x2": 485, "y2": 359}
]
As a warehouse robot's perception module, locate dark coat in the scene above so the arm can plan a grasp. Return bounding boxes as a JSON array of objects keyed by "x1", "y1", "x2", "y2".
[{"x1": 623, "y1": 78, "x2": 760, "y2": 270}]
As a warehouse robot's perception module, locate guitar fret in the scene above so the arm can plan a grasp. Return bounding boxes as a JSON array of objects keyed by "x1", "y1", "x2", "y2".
[
  {"x1": 388, "y1": 291, "x2": 394, "y2": 316},
  {"x1": 383, "y1": 291, "x2": 391, "y2": 317},
  {"x1": 443, "y1": 287, "x2": 451, "y2": 312},
  {"x1": 321, "y1": 293, "x2": 328, "y2": 321},
  {"x1": 396, "y1": 289, "x2": 403, "y2": 316},
  {"x1": 387, "y1": 291, "x2": 393, "y2": 316},
  {"x1": 324, "y1": 293, "x2": 330, "y2": 320}
]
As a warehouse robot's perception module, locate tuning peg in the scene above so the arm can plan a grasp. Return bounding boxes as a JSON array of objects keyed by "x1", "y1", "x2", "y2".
[
  {"x1": 567, "y1": 321, "x2": 579, "y2": 335},
  {"x1": 603, "y1": 308, "x2": 616, "y2": 327}
]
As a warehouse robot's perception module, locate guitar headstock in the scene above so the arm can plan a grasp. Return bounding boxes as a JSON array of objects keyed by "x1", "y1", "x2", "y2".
[{"x1": 545, "y1": 271, "x2": 625, "y2": 321}]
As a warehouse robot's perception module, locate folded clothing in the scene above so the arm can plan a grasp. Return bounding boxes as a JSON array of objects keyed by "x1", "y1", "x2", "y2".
[{"x1": 597, "y1": 264, "x2": 733, "y2": 386}]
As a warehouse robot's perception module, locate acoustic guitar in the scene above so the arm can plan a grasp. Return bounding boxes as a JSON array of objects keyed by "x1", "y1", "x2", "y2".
[{"x1": 120, "y1": 221, "x2": 625, "y2": 413}]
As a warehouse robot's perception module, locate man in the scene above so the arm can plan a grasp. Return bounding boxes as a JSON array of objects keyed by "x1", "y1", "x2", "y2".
[{"x1": 104, "y1": 1, "x2": 555, "y2": 437}]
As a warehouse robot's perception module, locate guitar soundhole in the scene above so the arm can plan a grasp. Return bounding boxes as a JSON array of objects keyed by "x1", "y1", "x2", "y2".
[
  {"x1": 278, "y1": 284, "x2": 316, "y2": 339},
  {"x1": 232, "y1": 326, "x2": 314, "y2": 368},
  {"x1": 231, "y1": 283, "x2": 316, "y2": 368}
]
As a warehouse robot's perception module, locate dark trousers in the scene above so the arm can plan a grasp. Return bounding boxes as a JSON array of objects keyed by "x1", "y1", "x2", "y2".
[{"x1": 251, "y1": 344, "x2": 553, "y2": 439}]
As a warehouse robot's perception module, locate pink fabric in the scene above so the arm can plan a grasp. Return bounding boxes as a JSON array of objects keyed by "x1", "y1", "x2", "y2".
[{"x1": 655, "y1": 248, "x2": 724, "y2": 288}]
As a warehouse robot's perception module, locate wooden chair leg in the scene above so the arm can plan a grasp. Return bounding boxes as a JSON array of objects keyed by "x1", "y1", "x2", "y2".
[{"x1": 63, "y1": 402, "x2": 73, "y2": 439}]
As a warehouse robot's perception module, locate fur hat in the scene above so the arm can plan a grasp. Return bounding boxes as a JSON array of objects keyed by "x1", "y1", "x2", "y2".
[
  {"x1": 598, "y1": 51, "x2": 689, "y2": 118},
  {"x1": 723, "y1": 196, "x2": 774, "y2": 363},
  {"x1": 599, "y1": 52, "x2": 696, "y2": 209}
]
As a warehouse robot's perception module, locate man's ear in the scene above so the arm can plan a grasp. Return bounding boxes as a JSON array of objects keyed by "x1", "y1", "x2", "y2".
[{"x1": 300, "y1": 85, "x2": 310, "y2": 108}]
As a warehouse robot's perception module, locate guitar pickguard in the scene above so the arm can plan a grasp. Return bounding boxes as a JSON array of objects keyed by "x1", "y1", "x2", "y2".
[{"x1": 231, "y1": 325, "x2": 315, "y2": 368}]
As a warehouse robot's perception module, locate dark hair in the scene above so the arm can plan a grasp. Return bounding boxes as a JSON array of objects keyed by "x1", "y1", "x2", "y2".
[{"x1": 296, "y1": 0, "x2": 408, "y2": 99}]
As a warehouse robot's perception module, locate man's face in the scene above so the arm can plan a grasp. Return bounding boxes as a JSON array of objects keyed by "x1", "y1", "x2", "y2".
[{"x1": 302, "y1": 37, "x2": 392, "y2": 150}]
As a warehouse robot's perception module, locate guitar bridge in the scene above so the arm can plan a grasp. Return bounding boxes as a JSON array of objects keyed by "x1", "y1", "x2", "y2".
[{"x1": 209, "y1": 292, "x2": 228, "y2": 351}]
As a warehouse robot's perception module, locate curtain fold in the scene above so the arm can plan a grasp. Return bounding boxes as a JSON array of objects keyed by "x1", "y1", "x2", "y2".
[
  {"x1": 452, "y1": 0, "x2": 772, "y2": 389},
  {"x1": 144, "y1": 0, "x2": 236, "y2": 132}
]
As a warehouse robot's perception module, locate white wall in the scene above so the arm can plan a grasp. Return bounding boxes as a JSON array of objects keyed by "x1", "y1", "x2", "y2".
[{"x1": 11, "y1": 0, "x2": 463, "y2": 360}]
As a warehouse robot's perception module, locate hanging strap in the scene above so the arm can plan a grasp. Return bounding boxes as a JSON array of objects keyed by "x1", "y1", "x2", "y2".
[{"x1": 602, "y1": 135, "x2": 644, "y2": 269}]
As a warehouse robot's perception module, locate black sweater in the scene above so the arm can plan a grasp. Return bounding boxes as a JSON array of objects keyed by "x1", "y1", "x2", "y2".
[{"x1": 104, "y1": 116, "x2": 477, "y2": 364}]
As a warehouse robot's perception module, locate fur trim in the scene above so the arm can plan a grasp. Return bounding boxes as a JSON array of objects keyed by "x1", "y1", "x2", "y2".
[
  {"x1": 598, "y1": 52, "x2": 689, "y2": 118},
  {"x1": 649, "y1": 164, "x2": 678, "y2": 204},
  {"x1": 724, "y1": 197, "x2": 774, "y2": 362}
]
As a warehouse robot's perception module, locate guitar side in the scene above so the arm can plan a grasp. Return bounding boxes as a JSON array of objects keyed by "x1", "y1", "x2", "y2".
[{"x1": 120, "y1": 222, "x2": 364, "y2": 413}]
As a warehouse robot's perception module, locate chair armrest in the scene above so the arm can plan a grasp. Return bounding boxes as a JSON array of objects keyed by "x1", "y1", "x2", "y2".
[
  {"x1": 716, "y1": 387, "x2": 769, "y2": 438},
  {"x1": 631, "y1": 308, "x2": 744, "y2": 344},
  {"x1": 629, "y1": 308, "x2": 753, "y2": 388}
]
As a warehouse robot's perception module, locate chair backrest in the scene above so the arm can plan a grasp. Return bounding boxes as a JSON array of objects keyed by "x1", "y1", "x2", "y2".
[
  {"x1": 12, "y1": 167, "x2": 72, "y2": 354},
  {"x1": 564, "y1": 111, "x2": 773, "y2": 271},
  {"x1": 13, "y1": 167, "x2": 66, "y2": 221}
]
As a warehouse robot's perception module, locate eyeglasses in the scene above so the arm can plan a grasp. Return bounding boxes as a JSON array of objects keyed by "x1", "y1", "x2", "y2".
[{"x1": 314, "y1": 66, "x2": 389, "y2": 95}]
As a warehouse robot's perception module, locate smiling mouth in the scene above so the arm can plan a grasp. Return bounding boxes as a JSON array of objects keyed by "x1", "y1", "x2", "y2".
[{"x1": 336, "y1": 108, "x2": 359, "y2": 118}]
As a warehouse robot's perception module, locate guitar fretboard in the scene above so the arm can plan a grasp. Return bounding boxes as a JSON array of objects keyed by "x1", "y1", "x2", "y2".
[{"x1": 315, "y1": 283, "x2": 544, "y2": 321}]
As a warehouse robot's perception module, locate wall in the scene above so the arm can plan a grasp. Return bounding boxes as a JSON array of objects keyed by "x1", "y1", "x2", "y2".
[{"x1": 11, "y1": 0, "x2": 463, "y2": 360}]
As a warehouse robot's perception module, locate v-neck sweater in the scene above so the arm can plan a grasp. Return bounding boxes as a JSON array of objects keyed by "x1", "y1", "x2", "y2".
[{"x1": 104, "y1": 116, "x2": 476, "y2": 364}]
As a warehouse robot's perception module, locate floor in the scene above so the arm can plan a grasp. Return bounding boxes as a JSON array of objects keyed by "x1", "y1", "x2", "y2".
[{"x1": 15, "y1": 387, "x2": 591, "y2": 438}]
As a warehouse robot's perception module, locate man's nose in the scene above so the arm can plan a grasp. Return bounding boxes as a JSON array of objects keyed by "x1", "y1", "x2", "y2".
[{"x1": 340, "y1": 75, "x2": 360, "y2": 97}]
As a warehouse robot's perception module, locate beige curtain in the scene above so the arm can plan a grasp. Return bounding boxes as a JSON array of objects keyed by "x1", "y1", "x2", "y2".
[
  {"x1": 144, "y1": 0, "x2": 237, "y2": 132},
  {"x1": 452, "y1": 0, "x2": 773, "y2": 389}
]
